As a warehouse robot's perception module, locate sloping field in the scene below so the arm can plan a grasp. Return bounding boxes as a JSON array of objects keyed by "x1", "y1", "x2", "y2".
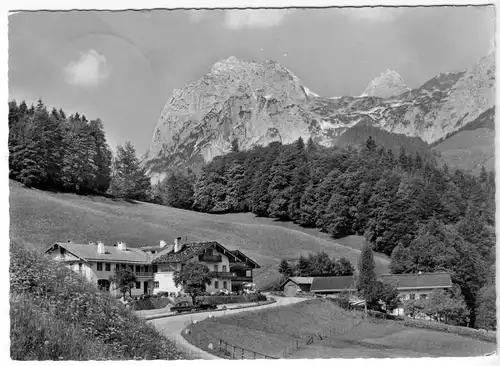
[
  {"x1": 186, "y1": 299, "x2": 496, "y2": 359},
  {"x1": 184, "y1": 299, "x2": 361, "y2": 358},
  {"x1": 290, "y1": 320, "x2": 496, "y2": 358},
  {"x1": 9, "y1": 181, "x2": 389, "y2": 289}
]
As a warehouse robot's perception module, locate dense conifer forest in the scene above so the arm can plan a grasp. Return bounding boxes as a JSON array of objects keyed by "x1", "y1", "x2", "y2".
[
  {"x1": 159, "y1": 136, "x2": 496, "y2": 328},
  {"x1": 8, "y1": 99, "x2": 151, "y2": 200}
]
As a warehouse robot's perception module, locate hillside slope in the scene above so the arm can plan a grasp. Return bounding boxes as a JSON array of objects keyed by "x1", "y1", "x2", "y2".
[
  {"x1": 336, "y1": 121, "x2": 434, "y2": 158},
  {"x1": 9, "y1": 180, "x2": 389, "y2": 289},
  {"x1": 432, "y1": 107, "x2": 495, "y2": 174}
]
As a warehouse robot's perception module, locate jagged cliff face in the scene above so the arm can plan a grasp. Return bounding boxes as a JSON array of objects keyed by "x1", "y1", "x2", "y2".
[
  {"x1": 144, "y1": 54, "x2": 495, "y2": 182},
  {"x1": 361, "y1": 69, "x2": 411, "y2": 98}
]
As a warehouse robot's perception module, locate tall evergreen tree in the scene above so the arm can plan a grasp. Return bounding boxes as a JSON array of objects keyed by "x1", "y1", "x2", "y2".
[
  {"x1": 109, "y1": 142, "x2": 150, "y2": 200},
  {"x1": 357, "y1": 241, "x2": 377, "y2": 316}
]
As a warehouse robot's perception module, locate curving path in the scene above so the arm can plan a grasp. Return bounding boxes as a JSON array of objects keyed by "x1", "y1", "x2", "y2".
[{"x1": 149, "y1": 295, "x2": 308, "y2": 359}]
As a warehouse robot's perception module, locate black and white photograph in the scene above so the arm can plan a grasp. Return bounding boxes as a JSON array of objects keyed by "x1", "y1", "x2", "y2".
[{"x1": 5, "y1": 1, "x2": 498, "y2": 361}]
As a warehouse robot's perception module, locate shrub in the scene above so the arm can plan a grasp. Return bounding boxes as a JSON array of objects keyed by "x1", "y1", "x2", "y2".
[{"x1": 10, "y1": 241, "x2": 185, "y2": 360}]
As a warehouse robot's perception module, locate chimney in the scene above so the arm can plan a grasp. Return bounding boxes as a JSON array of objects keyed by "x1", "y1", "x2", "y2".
[
  {"x1": 97, "y1": 241, "x2": 105, "y2": 255},
  {"x1": 160, "y1": 240, "x2": 167, "y2": 248},
  {"x1": 117, "y1": 241, "x2": 127, "y2": 251},
  {"x1": 174, "y1": 237, "x2": 183, "y2": 253}
]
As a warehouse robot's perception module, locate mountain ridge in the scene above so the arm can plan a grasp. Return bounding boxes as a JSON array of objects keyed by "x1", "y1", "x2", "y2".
[{"x1": 144, "y1": 53, "x2": 494, "y2": 182}]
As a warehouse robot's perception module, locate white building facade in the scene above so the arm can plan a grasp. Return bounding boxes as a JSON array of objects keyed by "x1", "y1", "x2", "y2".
[{"x1": 45, "y1": 237, "x2": 260, "y2": 298}]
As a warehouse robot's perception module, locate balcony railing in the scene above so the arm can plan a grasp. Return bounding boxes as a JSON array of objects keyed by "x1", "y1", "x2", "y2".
[
  {"x1": 134, "y1": 271, "x2": 154, "y2": 277},
  {"x1": 199, "y1": 254, "x2": 222, "y2": 262},
  {"x1": 233, "y1": 276, "x2": 252, "y2": 282},
  {"x1": 210, "y1": 271, "x2": 236, "y2": 279}
]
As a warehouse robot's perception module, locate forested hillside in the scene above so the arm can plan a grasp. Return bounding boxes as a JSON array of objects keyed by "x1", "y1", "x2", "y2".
[
  {"x1": 158, "y1": 137, "x2": 495, "y2": 328},
  {"x1": 8, "y1": 99, "x2": 151, "y2": 200}
]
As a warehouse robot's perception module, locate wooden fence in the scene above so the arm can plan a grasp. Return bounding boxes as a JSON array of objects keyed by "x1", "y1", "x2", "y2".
[{"x1": 218, "y1": 339, "x2": 278, "y2": 359}]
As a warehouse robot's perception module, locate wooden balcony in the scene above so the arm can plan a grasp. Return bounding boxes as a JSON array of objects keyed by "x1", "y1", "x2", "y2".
[
  {"x1": 233, "y1": 276, "x2": 252, "y2": 282},
  {"x1": 210, "y1": 271, "x2": 236, "y2": 279},
  {"x1": 199, "y1": 254, "x2": 222, "y2": 262}
]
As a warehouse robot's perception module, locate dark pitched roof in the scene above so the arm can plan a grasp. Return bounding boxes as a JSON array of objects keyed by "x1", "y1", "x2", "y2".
[
  {"x1": 286, "y1": 277, "x2": 314, "y2": 285},
  {"x1": 381, "y1": 272, "x2": 453, "y2": 290},
  {"x1": 230, "y1": 250, "x2": 261, "y2": 268},
  {"x1": 310, "y1": 276, "x2": 357, "y2": 292},
  {"x1": 152, "y1": 242, "x2": 215, "y2": 263}
]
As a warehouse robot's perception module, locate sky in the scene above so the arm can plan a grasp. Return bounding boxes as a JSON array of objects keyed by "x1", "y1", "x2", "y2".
[{"x1": 8, "y1": 6, "x2": 495, "y2": 156}]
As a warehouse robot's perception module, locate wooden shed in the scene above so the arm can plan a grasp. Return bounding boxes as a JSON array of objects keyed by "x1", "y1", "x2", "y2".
[{"x1": 282, "y1": 277, "x2": 314, "y2": 297}]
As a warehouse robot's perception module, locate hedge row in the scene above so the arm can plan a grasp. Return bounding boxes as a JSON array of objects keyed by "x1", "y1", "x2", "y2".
[
  {"x1": 401, "y1": 318, "x2": 496, "y2": 343},
  {"x1": 196, "y1": 294, "x2": 267, "y2": 305}
]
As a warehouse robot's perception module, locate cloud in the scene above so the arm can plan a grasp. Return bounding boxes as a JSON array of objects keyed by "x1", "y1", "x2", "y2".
[
  {"x1": 64, "y1": 49, "x2": 110, "y2": 88},
  {"x1": 224, "y1": 9, "x2": 290, "y2": 30}
]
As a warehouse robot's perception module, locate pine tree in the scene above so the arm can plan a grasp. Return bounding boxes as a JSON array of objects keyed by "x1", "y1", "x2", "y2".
[
  {"x1": 278, "y1": 259, "x2": 293, "y2": 277},
  {"x1": 109, "y1": 142, "x2": 150, "y2": 200},
  {"x1": 357, "y1": 241, "x2": 377, "y2": 316},
  {"x1": 297, "y1": 256, "x2": 311, "y2": 276}
]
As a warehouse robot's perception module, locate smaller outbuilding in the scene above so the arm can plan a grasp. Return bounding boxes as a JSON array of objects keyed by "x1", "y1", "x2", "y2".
[{"x1": 282, "y1": 277, "x2": 314, "y2": 297}]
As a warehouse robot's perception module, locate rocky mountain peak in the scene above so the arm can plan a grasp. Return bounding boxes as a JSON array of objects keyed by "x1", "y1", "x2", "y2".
[
  {"x1": 362, "y1": 69, "x2": 411, "y2": 98},
  {"x1": 144, "y1": 54, "x2": 494, "y2": 183}
]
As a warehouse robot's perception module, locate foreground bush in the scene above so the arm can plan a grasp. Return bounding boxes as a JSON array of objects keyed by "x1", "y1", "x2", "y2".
[{"x1": 10, "y1": 241, "x2": 185, "y2": 360}]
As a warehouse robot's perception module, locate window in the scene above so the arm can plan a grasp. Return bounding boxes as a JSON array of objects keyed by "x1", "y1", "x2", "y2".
[
  {"x1": 223, "y1": 281, "x2": 227, "y2": 289},
  {"x1": 135, "y1": 282, "x2": 141, "y2": 289},
  {"x1": 152, "y1": 265, "x2": 158, "y2": 273},
  {"x1": 136, "y1": 265, "x2": 141, "y2": 273},
  {"x1": 409, "y1": 294, "x2": 416, "y2": 300},
  {"x1": 214, "y1": 281, "x2": 219, "y2": 289},
  {"x1": 105, "y1": 263, "x2": 110, "y2": 271},
  {"x1": 78, "y1": 263, "x2": 82, "y2": 271},
  {"x1": 97, "y1": 262, "x2": 103, "y2": 271},
  {"x1": 420, "y1": 294, "x2": 428, "y2": 300},
  {"x1": 151, "y1": 251, "x2": 156, "y2": 254},
  {"x1": 222, "y1": 265, "x2": 227, "y2": 272},
  {"x1": 154, "y1": 281, "x2": 159, "y2": 289},
  {"x1": 144, "y1": 266, "x2": 149, "y2": 273},
  {"x1": 129, "y1": 265, "x2": 134, "y2": 272},
  {"x1": 214, "y1": 265, "x2": 219, "y2": 272}
]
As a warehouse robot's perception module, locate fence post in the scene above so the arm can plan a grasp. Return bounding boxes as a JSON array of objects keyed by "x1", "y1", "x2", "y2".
[{"x1": 296, "y1": 339, "x2": 298, "y2": 350}]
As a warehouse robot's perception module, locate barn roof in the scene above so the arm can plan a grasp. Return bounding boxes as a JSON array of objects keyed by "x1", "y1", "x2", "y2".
[
  {"x1": 310, "y1": 276, "x2": 356, "y2": 292},
  {"x1": 283, "y1": 277, "x2": 314, "y2": 286},
  {"x1": 381, "y1": 272, "x2": 453, "y2": 290}
]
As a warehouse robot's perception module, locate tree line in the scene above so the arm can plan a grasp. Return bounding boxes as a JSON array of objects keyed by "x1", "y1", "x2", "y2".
[
  {"x1": 159, "y1": 136, "x2": 495, "y2": 329},
  {"x1": 9, "y1": 99, "x2": 151, "y2": 200},
  {"x1": 278, "y1": 252, "x2": 355, "y2": 278}
]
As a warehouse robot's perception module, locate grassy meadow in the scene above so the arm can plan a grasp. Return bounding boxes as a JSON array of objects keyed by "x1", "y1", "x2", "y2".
[
  {"x1": 9, "y1": 180, "x2": 390, "y2": 289},
  {"x1": 185, "y1": 299, "x2": 497, "y2": 359}
]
